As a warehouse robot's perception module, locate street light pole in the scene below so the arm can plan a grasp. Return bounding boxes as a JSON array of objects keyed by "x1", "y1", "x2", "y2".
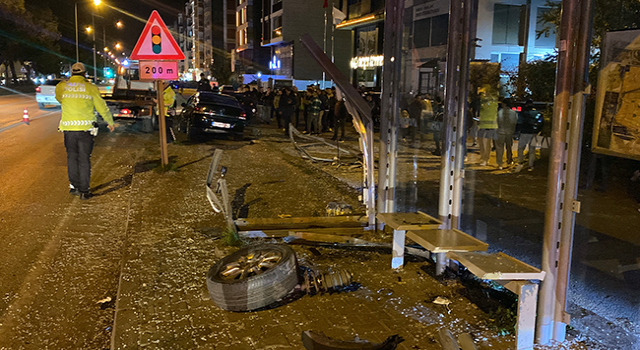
[
  {"x1": 92, "y1": 11, "x2": 97, "y2": 82},
  {"x1": 75, "y1": 2, "x2": 79, "y2": 62}
]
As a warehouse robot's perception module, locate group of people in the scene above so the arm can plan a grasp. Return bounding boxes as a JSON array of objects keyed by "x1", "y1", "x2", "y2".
[
  {"x1": 237, "y1": 84, "x2": 360, "y2": 141},
  {"x1": 472, "y1": 91, "x2": 544, "y2": 172}
]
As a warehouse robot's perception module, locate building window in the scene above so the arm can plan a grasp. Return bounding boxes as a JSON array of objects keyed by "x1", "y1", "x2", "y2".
[
  {"x1": 272, "y1": 15, "x2": 282, "y2": 38},
  {"x1": 535, "y1": 7, "x2": 556, "y2": 48},
  {"x1": 413, "y1": 14, "x2": 449, "y2": 48},
  {"x1": 492, "y1": 4, "x2": 523, "y2": 45},
  {"x1": 272, "y1": 0, "x2": 282, "y2": 12}
]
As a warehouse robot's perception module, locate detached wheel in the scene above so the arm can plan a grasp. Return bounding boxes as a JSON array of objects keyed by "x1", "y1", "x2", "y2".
[{"x1": 206, "y1": 244, "x2": 299, "y2": 312}]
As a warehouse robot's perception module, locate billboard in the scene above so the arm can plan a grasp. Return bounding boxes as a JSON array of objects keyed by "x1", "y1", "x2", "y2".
[{"x1": 593, "y1": 29, "x2": 640, "y2": 160}]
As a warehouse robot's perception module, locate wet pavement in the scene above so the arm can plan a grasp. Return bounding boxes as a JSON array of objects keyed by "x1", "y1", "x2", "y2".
[
  {"x1": 106, "y1": 123, "x2": 603, "y2": 350},
  {"x1": 0, "y1": 115, "x2": 629, "y2": 349}
]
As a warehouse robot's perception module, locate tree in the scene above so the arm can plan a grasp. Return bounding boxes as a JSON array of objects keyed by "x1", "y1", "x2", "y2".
[
  {"x1": 209, "y1": 51, "x2": 233, "y2": 85},
  {"x1": 538, "y1": 0, "x2": 640, "y2": 61},
  {"x1": 507, "y1": 58, "x2": 557, "y2": 102},
  {"x1": 0, "y1": 0, "x2": 61, "y2": 82}
]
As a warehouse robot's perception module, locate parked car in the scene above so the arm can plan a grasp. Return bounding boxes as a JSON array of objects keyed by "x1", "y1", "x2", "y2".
[
  {"x1": 511, "y1": 101, "x2": 550, "y2": 136},
  {"x1": 220, "y1": 85, "x2": 235, "y2": 94},
  {"x1": 169, "y1": 80, "x2": 199, "y2": 97},
  {"x1": 35, "y1": 79, "x2": 64, "y2": 108},
  {"x1": 176, "y1": 92, "x2": 246, "y2": 140}
]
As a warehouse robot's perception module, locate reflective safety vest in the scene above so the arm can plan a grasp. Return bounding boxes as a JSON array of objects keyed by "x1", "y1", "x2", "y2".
[
  {"x1": 477, "y1": 97, "x2": 498, "y2": 130},
  {"x1": 163, "y1": 85, "x2": 176, "y2": 115},
  {"x1": 55, "y1": 76, "x2": 115, "y2": 131}
]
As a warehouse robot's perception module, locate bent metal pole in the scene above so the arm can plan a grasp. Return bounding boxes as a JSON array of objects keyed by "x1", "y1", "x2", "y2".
[{"x1": 536, "y1": 0, "x2": 579, "y2": 343}]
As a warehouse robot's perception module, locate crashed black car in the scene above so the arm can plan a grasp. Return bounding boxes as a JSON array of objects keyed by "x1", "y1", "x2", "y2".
[{"x1": 176, "y1": 92, "x2": 246, "y2": 140}]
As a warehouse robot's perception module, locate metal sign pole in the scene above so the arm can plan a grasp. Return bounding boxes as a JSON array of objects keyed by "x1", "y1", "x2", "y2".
[{"x1": 156, "y1": 79, "x2": 169, "y2": 166}]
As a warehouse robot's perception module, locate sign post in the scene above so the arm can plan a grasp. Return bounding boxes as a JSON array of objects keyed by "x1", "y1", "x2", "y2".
[{"x1": 130, "y1": 10, "x2": 185, "y2": 167}]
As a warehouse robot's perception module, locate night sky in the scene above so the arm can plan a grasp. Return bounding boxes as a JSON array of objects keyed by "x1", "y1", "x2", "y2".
[{"x1": 50, "y1": 0, "x2": 185, "y2": 61}]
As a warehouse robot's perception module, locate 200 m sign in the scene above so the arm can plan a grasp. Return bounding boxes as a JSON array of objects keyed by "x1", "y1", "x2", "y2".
[{"x1": 139, "y1": 60, "x2": 179, "y2": 80}]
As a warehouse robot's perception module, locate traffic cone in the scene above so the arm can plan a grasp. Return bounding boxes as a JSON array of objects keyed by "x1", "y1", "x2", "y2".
[{"x1": 22, "y1": 107, "x2": 30, "y2": 125}]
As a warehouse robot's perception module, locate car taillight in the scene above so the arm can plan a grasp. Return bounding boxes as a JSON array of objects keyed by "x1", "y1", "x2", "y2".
[
  {"x1": 35, "y1": 87, "x2": 41, "y2": 93},
  {"x1": 512, "y1": 107, "x2": 517, "y2": 111},
  {"x1": 239, "y1": 113, "x2": 246, "y2": 120},
  {"x1": 517, "y1": 106, "x2": 522, "y2": 112},
  {"x1": 120, "y1": 108, "x2": 132, "y2": 115}
]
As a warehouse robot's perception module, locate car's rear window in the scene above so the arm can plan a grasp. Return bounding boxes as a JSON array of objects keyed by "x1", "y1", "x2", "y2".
[
  {"x1": 44, "y1": 79, "x2": 63, "y2": 86},
  {"x1": 197, "y1": 93, "x2": 240, "y2": 108}
]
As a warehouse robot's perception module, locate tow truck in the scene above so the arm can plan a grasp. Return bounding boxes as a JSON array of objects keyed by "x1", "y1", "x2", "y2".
[{"x1": 103, "y1": 61, "x2": 158, "y2": 132}]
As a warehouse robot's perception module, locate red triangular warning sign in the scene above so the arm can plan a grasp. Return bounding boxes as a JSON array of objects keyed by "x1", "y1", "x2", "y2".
[{"x1": 130, "y1": 11, "x2": 185, "y2": 60}]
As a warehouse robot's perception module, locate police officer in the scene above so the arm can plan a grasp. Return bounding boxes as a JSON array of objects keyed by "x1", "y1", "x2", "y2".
[
  {"x1": 160, "y1": 82, "x2": 176, "y2": 142},
  {"x1": 55, "y1": 62, "x2": 116, "y2": 200}
]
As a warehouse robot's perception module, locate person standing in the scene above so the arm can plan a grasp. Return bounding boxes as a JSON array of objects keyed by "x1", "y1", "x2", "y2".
[
  {"x1": 55, "y1": 62, "x2": 116, "y2": 200},
  {"x1": 197, "y1": 73, "x2": 211, "y2": 91},
  {"x1": 332, "y1": 98, "x2": 347, "y2": 141},
  {"x1": 515, "y1": 99, "x2": 543, "y2": 172},
  {"x1": 161, "y1": 82, "x2": 176, "y2": 143},
  {"x1": 273, "y1": 89, "x2": 282, "y2": 127},
  {"x1": 262, "y1": 87, "x2": 274, "y2": 124},
  {"x1": 279, "y1": 88, "x2": 295, "y2": 136},
  {"x1": 495, "y1": 98, "x2": 518, "y2": 169},
  {"x1": 308, "y1": 92, "x2": 322, "y2": 135},
  {"x1": 476, "y1": 86, "x2": 499, "y2": 166},
  {"x1": 407, "y1": 94, "x2": 424, "y2": 145}
]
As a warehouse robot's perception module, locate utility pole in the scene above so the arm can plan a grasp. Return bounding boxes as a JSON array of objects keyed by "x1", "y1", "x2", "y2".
[
  {"x1": 536, "y1": 0, "x2": 594, "y2": 343},
  {"x1": 92, "y1": 12, "x2": 97, "y2": 82},
  {"x1": 377, "y1": 0, "x2": 404, "y2": 219}
]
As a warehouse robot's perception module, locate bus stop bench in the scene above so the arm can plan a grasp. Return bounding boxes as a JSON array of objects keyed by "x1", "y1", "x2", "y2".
[
  {"x1": 446, "y1": 251, "x2": 546, "y2": 350},
  {"x1": 376, "y1": 212, "x2": 443, "y2": 268}
]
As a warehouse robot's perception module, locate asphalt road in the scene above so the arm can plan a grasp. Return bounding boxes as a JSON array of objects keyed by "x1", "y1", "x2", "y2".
[{"x1": 0, "y1": 98, "x2": 145, "y2": 348}]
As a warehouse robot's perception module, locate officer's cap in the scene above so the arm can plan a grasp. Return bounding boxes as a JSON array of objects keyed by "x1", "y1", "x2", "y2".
[{"x1": 71, "y1": 62, "x2": 86, "y2": 74}]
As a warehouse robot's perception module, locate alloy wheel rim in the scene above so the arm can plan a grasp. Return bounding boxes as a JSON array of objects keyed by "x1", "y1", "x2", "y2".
[{"x1": 219, "y1": 249, "x2": 283, "y2": 280}]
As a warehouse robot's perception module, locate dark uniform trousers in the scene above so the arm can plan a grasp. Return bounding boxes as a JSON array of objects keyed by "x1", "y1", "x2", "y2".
[{"x1": 64, "y1": 131, "x2": 94, "y2": 193}]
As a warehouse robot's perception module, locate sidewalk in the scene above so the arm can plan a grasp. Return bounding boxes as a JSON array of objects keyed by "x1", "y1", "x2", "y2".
[{"x1": 111, "y1": 124, "x2": 600, "y2": 349}]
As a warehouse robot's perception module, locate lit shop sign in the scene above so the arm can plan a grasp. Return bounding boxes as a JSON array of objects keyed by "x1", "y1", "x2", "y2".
[
  {"x1": 350, "y1": 55, "x2": 384, "y2": 69},
  {"x1": 269, "y1": 56, "x2": 281, "y2": 70}
]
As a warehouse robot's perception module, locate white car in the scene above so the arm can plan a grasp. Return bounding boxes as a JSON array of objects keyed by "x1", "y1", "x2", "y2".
[
  {"x1": 36, "y1": 79, "x2": 113, "y2": 109},
  {"x1": 35, "y1": 79, "x2": 64, "y2": 109}
]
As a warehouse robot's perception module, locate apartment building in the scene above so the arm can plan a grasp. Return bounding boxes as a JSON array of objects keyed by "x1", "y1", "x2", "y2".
[
  {"x1": 235, "y1": 0, "x2": 269, "y2": 75},
  {"x1": 260, "y1": 0, "x2": 351, "y2": 87},
  {"x1": 183, "y1": 0, "x2": 236, "y2": 80},
  {"x1": 337, "y1": 0, "x2": 557, "y2": 94}
]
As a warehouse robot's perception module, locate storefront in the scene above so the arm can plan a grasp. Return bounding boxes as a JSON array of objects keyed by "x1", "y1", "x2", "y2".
[{"x1": 350, "y1": 24, "x2": 384, "y2": 89}]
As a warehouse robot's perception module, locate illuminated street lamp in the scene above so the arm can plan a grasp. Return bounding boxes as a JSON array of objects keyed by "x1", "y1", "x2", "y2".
[
  {"x1": 116, "y1": 21, "x2": 123, "y2": 28},
  {"x1": 85, "y1": 26, "x2": 92, "y2": 33},
  {"x1": 115, "y1": 43, "x2": 122, "y2": 50}
]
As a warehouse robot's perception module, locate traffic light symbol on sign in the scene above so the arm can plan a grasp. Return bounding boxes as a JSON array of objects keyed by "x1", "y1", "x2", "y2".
[{"x1": 151, "y1": 25, "x2": 161, "y2": 54}]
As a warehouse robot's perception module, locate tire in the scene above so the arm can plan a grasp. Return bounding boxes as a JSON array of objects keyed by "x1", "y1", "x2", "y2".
[
  {"x1": 151, "y1": 114, "x2": 159, "y2": 130},
  {"x1": 140, "y1": 117, "x2": 153, "y2": 133},
  {"x1": 206, "y1": 244, "x2": 299, "y2": 312},
  {"x1": 186, "y1": 121, "x2": 199, "y2": 141},
  {"x1": 233, "y1": 132, "x2": 244, "y2": 141}
]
